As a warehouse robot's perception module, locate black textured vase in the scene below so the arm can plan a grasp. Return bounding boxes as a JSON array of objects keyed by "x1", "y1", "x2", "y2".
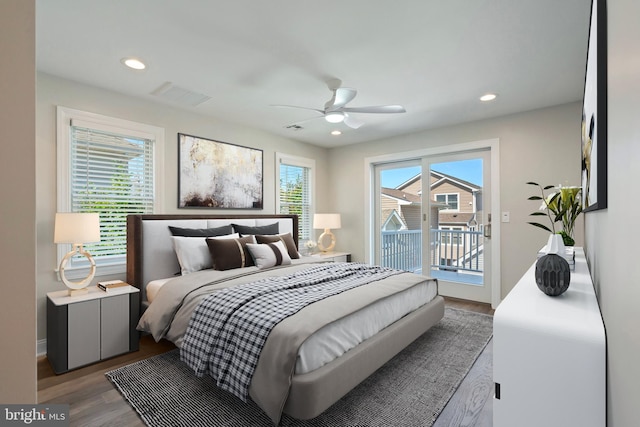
[{"x1": 535, "y1": 254, "x2": 571, "y2": 296}]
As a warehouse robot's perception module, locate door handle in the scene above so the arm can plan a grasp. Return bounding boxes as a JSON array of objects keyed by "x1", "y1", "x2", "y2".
[{"x1": 484, "y1": 224, "x2": 491, "y2": 238}]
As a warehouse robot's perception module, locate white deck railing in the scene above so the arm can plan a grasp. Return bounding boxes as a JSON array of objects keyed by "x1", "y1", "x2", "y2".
[{"x1": 381, "y1": 229, "x2": 484, "y2": 276}]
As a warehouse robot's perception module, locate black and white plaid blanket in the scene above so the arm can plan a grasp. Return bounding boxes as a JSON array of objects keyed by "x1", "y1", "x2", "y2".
[{"x1": 180, "y1": 262, "x2": 403, "y2": 401}]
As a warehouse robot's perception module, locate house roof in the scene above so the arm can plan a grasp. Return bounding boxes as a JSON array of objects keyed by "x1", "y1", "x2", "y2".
[
  {"x1": 395, "y1": 170, "x2": 482, "y2": 194},
  {"x1": 439, "y1": 212, "x2": 477, "y2": 225},
  {"x1": 430, "y1": 170, "x2": 482, "y2": 192},
  {"x1": 381, "y1": 187, "x2": 421, "y2": 204}
]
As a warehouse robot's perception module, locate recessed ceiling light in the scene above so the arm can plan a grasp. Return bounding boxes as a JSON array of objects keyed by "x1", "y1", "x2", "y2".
[
  {"x1": 480, "y1": 93, "x2": 497, "y2": 102},
  {"x1": 331, "y1": 130, "x2": 342, "y2": 136},
  {"x1": 121, "y1": 58, "x2": 146, "y2": 70}
]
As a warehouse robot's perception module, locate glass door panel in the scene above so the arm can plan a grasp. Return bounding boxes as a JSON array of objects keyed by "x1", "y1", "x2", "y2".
[
  {"x1": 424, "y1": 150, "x2": 492, "y2": 303},
  {"x1": 374, "y1": 161, "x2": 423, "y2": 273}
]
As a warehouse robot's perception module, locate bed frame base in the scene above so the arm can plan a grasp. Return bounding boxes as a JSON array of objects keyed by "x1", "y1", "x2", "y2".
[{"x1": 284, "y1": 295, "x2": 445, "y2": 420}]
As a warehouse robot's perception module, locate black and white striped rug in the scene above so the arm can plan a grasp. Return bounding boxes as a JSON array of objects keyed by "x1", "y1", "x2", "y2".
[{"x1": 106, "y1": 307, "x2": 493, "y2": 427}]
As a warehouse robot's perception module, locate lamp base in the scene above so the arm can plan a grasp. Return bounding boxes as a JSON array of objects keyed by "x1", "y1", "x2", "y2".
[
  {"x1": 317, "y1": 229, "x2": 336, "y2": 252},
  {"x1": 59, "y1": 244, "x2": 96, "y2": 295},
  {"x1": 69, "y1": 288, "x2": 89, "y2": 297}
]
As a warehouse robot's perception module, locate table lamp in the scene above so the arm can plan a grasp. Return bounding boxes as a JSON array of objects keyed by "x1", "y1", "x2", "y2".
[
  {"x1": 313, "y1": 213, "x2": 341, "y2": 252},
  {"x1": 54, "y1": 213, "x2": 101, "y2": 296}
]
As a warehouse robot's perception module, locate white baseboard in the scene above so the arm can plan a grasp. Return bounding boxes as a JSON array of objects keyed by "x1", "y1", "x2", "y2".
[{"x1": 37, "y1": 339, "x2": 47, "y2": 357}]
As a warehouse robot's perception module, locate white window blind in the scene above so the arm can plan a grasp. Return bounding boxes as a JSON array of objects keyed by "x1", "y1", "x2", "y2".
[
  {"x1": 69, "y1": 124, "x2": 155, "y2": 265},
  {"x1": 276, "y1": 153, "x2": 315, "y2": 242}
]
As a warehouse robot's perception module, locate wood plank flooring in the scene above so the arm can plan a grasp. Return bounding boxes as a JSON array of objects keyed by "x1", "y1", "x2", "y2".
[{"x1": 37, "y1": 297, "x2": 494, "y2": 426}]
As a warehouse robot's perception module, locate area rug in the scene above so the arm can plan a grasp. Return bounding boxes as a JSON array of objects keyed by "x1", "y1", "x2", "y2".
[{"x1": 106, "y1": 307, "x2": 493, "y2": 427}]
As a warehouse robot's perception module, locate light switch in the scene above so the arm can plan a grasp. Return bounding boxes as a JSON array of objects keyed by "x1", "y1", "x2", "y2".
[{"x1": 501, "y1": 212, "x2": 510, "y2": 223}]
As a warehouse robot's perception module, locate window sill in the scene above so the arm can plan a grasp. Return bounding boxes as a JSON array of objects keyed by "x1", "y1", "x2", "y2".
[{"x1": 57, "y1": 262, "x2": 125, "y2": 280}]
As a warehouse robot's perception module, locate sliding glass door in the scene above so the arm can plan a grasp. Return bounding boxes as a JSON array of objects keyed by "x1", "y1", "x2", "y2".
[{"x1": 373, "y1": 149, "x2": 492, "y2": 304}]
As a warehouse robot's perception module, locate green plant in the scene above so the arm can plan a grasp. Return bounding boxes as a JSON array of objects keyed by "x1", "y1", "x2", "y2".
[{"x1": 526, "y1": 182, "x2": 583, "y2": 246}]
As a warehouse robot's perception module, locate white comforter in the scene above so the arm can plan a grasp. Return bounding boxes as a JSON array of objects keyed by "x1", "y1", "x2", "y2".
[{"x1": 141, "y1": 259, "x2": 437, "y2": 374}]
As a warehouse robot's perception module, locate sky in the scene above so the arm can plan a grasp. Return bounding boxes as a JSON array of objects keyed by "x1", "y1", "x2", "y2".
[{"x1": 381, "y1": 159, "x2": 483, "y2": 188}]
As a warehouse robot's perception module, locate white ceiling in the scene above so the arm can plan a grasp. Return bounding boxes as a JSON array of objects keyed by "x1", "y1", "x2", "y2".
[{"x1": 36, "y1": 0, "x2": 591, "y2": 148}]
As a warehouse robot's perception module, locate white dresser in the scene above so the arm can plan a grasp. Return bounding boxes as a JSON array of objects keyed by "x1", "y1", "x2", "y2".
[{"x1": 493, "y1": 248, "x2": 605, "y2": 427}]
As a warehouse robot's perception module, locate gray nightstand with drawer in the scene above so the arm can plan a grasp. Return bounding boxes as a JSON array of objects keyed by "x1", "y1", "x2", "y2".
[{"x1": 47, "y1": 285, "x2": 139, "y2": 374}]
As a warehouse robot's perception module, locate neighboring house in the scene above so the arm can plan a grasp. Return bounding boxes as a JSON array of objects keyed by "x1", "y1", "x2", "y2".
[{"x1": 380, "y1": 170, "x2": 483, "y2": 271}]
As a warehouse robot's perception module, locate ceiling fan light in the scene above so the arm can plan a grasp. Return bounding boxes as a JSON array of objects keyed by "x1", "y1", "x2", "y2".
[{"x1": 325, "y1": 112, "x2": 345, "y2": 123}]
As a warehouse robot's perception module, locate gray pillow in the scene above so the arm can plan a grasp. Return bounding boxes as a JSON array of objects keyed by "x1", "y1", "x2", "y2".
[
  {"x1": 232, "y1": 222, "x2": 279, "y2": 236},
  {"x1": 168, "y1": 224, "x2": 233, "y2": 237}
]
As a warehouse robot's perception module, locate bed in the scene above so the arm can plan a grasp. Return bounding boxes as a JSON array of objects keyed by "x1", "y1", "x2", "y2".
[{"x1": 127, "y1": 214, "x2": 445, "y2": 425}]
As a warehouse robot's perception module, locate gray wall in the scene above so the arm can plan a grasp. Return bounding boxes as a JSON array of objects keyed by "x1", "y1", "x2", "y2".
[
  {"x1": 584, "y1": 0, "x2": 640, "y2": 425},
  {"x1": 0, "y1": 0, "x2": 37, "y2": 403},
  {"x1": 36, "y1": 73, "x2": 330, "y2": 341},
  {"x1": 329, "y1": 102, "x2": 584, "y2": 300}
]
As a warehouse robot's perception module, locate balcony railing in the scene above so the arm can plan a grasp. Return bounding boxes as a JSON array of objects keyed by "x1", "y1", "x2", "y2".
[{"x1": 381, "y1": 229, "x2": 484, "y2": 282}]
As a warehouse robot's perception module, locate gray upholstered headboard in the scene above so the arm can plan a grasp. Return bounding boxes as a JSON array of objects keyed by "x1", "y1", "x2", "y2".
[{"x1": 126, "y1": 214, "x2": 298, "y2": 302}]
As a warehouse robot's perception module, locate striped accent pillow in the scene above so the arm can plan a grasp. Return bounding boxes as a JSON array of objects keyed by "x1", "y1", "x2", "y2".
[
  {"x1": 246, "y1": 241, "x2": 292, "y2": 269},
  {"x1": 206, "y1": 235, "x2": 256, "y2": 271}
]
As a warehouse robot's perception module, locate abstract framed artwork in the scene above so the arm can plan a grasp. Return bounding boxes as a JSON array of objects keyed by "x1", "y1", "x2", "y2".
[
  {"x1": 178, "y1": 133, "x2": 263, "y2": 209},
  {"x1": 581, "y1": 0, "x2": 607, "y2": 212}
]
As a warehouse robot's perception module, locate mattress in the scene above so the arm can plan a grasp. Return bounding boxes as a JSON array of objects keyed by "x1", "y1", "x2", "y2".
[
  {"x1": 146, "y1": 278, "x2": 172, "y2": 303},
  {"x1": 145, "y1": 270, "x2": 437, "y2": 374}
]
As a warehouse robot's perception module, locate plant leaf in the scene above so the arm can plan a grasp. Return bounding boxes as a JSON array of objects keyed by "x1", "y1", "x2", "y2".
[
  {"x1": 543, "y1": 185, "x2": 556, "y2": 190},
  {"x1": 529, "y1": 212, "x2": 547, "y2": 216},
  {"x1": 526, "y1": 181, "x2": 540, "y2": 186},
  {"x1": 527, "y1": 222, "x2": 553, "y2": 233},
  {"x1": 528, "y1": 196, "x2": 543, "y2": 200}
]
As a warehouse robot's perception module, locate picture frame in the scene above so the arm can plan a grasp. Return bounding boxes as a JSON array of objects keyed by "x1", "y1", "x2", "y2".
[
  {"x1": 178, "y1": 133, "x2": 263, "y2": 209},
  {"x1": 581, "y1": 0, "x2": 607, "y2": 212}
]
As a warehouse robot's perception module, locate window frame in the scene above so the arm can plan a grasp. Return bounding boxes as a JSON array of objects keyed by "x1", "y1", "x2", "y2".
[
  {"x1": 56, "y1": 106, "x2": 164, "y2": 278},
  {"x1": 434, "y1": 192, "x2": 460, "y2": 211},
  {"x1": 275, "y1": 152, "x2": 315, "y2": 244}
]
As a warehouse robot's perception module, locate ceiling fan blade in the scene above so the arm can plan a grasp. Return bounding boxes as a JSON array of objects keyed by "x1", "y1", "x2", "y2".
[
  {"x1": 343, "y1": 113, "x2": 364, "y2": 129},
  {"x1": 271, "y1": 104, "x2": 324, "y2": 114},
  {"x1": 329, "y1": 87, "x2": 357, "y2": 110},
  {"x1": 341, "y1": 105, "x2": 406, "y2": 114}
]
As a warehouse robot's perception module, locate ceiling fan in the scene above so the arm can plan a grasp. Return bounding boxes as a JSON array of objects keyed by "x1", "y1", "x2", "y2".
[{"x1": 273, "y1": 79, "x2": 406, "y2": 129}]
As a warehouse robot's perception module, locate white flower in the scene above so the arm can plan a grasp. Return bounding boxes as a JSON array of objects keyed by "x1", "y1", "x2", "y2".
[{"x1": 304, "y1": 240, "x2": 317, "y2": 249}]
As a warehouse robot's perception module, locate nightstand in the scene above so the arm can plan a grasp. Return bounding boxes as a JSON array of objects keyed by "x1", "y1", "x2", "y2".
[
  {"x1": 47, "y1": 285, "x2": 140, "y2": 374},
  {"x1": 315, "y1": 251, "x2": 351, "y2": 262}
]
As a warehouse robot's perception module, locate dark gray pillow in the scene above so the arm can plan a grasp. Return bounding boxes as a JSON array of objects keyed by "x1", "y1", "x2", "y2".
[
  {"x1": 232, "y1": 222, "x2": 279, "y2": 236},
  {"x1": 168, "y1": 224, "x2": 233, "y2": 237}
]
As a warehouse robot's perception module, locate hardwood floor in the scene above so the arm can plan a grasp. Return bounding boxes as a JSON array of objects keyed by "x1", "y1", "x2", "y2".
[{"x1": 37, "y1": 297, "x2": 493, "y2": 426}]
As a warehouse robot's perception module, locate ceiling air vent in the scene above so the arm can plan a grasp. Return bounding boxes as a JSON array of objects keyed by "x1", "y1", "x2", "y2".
[
  {"x1": 151, "y1": 82, "x2": 211, "y2": 107},
  {"x1": 285, "y1": 124, "x2": 304, "y2": 131}
]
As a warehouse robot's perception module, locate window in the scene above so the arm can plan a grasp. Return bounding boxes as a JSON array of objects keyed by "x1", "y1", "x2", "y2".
[
  {"x1": 57, "y1": 107, "x2": 164, "y2": 277},
  {"x1": 435, "y1": 193, "x2": 459, "y2": 210},
  {"x1": 276, "y1": 153, "x2": 315, "y2": 243}
]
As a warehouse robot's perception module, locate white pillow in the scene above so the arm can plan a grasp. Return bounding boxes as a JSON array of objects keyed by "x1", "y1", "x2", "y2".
[
  {"x1": 246, "y1": 240, "x2": 292, "y2": 269},
  {"x1": 208, "y1": 233, "x2": 241, "y2": 240},
  {"x1": 172, "y1": 236, "x2": 211, "y2": 275}
]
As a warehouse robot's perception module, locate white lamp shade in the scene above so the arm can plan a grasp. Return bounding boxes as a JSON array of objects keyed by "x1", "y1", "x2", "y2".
[
  {"x1": 54, "y1": 213, "x2": 101, "y2": 244},
  {"x1": 313, "y1": 213, "x2": 341, "y2": 230}
]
